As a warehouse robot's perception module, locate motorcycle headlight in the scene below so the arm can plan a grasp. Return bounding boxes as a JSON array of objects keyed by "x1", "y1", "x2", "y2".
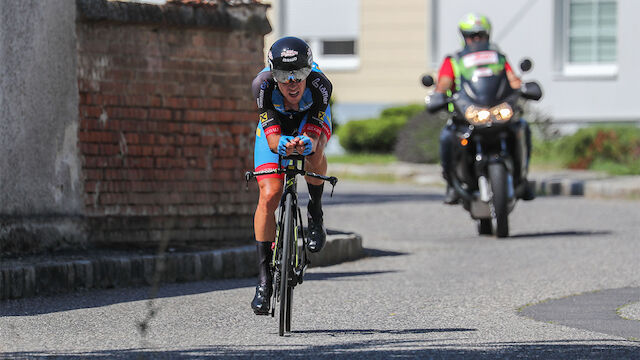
[
  {"x1": 491, "y1": 102, "x2": 513, "y2": 122},
  {"x1": 463, "y1": 102, "x2": 513, "y2": 125},
  {"x1": 464, "y1": 105, "x2": 491, "y2": 125}
]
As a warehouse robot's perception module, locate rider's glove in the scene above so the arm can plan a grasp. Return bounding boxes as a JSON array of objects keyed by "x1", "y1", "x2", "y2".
[
  {"x1": 277, "y1": 135, "x2": 295, "y2": 156},
  {"x1": 298, "y1": 135, "x2": 313, "y2": 156}
]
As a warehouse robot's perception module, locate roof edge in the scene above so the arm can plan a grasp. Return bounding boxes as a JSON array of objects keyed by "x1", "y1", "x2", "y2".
[{"x1": 76, "y1": 0, "x2": 271, "y2": 35}]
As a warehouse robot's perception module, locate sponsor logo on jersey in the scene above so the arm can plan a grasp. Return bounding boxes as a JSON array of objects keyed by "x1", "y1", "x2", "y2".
[
  {"x1": 257, "y1": 90, "x2": 264, "y2": 108},
  {"x1": 462, "y1": 51, "x2": 499, "y2": 68},
  {"x1": 472, "y1": 67, "x2": 494, "y2": 79},
  {"x1": 260, "y1": 112, "x2": 269, "y2": 123},
  {"x1": 311, "y1": 78, "x2": 329, "y2": 105},
  {"x1": 256, "y1": 127, "x2": 261, "y2": 137},
  {"x1": 317, "y1": 111, "x2": 325, "y2": 120}
]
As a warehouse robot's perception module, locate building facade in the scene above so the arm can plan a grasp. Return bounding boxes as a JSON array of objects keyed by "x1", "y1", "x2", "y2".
[
  {"x1": 265, "y1": 0, "x2": 434, "y2": 122},
  {"x1": 268, "y1": 0, "x2": 636, "y2": 129},
  {"x1": 424, "y1": 0, "x2": 633, "y2": 127}
]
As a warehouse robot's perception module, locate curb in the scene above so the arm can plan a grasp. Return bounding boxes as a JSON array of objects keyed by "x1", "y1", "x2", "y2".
[
  {"x1": 329, "y1": 163, "x2": 640, "y2": 200},
  {"x1": 0, "y1": 231, "x2": 363, "y2": 301},
  {"x1": 530, "y1": 178, "x2": 586, "y2": 196}
]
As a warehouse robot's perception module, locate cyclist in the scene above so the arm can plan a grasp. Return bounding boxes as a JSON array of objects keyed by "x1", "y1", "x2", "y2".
[
  {"x1": 250, "y1": 37, "x2": 333, "y2": 315},
  {"x1": 435, "y1": 13, "x2": 534, "y2": 204}
]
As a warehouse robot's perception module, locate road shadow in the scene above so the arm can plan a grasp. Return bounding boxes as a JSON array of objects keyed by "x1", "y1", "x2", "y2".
[
  {"x1": 363, "y1": 247, "x2": 408, "y2": 258},
  {"x1": 3, "y1": 340, "x2": 639, "y2": 359},
  {"x1": 0, "y1": 270, "x2": 393, "y2": 317},
  {"x1": 293, "y1": 327, "x2": 476, "y2": 335},
  {"x1": 304, "y1": 270, "x2": 396, "y2": 282},
  {"x1": 509, "y1": 230, "x2": 612, "y2": 239},
  {"x1": 299, "y1": 192, "x2": 443, "y2": 207}
]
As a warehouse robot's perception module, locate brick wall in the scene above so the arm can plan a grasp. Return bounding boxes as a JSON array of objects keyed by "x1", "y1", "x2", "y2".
[{"x1": 77, "y1": 18, "x2": 264, "y2": 248}]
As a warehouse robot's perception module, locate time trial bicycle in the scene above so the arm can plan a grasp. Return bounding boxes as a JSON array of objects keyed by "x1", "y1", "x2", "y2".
[{"x1": 245, "y1": 153, "x2": 337, "y2": 336}]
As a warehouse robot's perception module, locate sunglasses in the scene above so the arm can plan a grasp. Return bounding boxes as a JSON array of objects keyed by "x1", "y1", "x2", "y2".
[
  {"x1": 272, "y1": 67, "x2": 312, "y2": 83},
  {"x1": 466, "y1": 32, "x2": 489, "y2": 39}
]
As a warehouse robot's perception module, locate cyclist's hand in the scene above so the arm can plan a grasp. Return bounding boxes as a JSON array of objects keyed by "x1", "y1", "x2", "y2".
[
  {"x1": 296, "y1": 135, "x2": 313, "y2": 155},
  {"x1": 277, "y1": 135, "x2": 296, "y2": 156}
]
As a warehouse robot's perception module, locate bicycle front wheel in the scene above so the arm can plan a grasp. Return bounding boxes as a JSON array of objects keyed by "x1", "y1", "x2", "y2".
[{"x1": 279, "y1": 192, "x2": 294, "y2": 336}]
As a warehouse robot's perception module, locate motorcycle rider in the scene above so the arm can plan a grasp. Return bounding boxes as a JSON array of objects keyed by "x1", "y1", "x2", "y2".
[
  {"x1": 435, "y1": 13, "x2": 535, "y2": 204},
  {"x1": 249, "y1": 37, "x2": 333, "y2": 315}
]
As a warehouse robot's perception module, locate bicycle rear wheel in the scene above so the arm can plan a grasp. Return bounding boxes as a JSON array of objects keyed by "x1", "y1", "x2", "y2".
[{"x1": 279, "y1": 193, "x2": 294, "y2": 336}]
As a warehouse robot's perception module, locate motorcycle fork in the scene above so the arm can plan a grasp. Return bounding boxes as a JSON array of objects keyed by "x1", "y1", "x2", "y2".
[
  {"x1": 498, "y1": 136, "x2": 515, "y2": 200},
  {"x1": 473, "y1": 139, "x2": 491, "y2": 202},
  {"x1": 474, "y1": 136, "x2": 515, "y2": 202}
]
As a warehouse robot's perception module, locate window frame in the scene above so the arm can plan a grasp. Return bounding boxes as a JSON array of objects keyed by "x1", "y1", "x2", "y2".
[
  {"x1": 306, "y1": 38, "x2": 360, "y2": 72},
  {"x1": 556, "y1": 0, "x2": 618, "y2": 79}
]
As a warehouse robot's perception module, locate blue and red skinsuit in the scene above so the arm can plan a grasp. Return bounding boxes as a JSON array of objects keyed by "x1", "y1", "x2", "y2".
[{"x1": 251, "y1": 63, "x2": 333, "y2": 181}]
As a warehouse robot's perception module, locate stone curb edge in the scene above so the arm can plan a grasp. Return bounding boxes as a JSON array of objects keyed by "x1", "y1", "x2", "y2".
[
  {"x1": 530, "y1": 179, "x2": 586, "y2": 197},
  {"x1": 0, "y1": 232, "x2": 363, "y2": 301},
  {"x1": 531, "y1": 178, "x2": 640, "y2": 198}
]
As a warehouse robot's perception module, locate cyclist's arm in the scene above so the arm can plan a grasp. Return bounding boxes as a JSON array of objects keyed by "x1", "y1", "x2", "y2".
[
  {"x1": 302, "y1": 71, "x2": 333, "y2": 154},
  {"x1": 252, "y1": 71, "x2": 283, "y2": 154}
]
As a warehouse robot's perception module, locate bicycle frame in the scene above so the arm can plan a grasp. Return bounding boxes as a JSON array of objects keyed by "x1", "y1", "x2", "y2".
[{"x1": 245, "y1": 153, "x2": 337, "y2": 336}]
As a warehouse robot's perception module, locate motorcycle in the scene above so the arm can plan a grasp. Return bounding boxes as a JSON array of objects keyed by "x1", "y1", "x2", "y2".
[{"x1": 422, "y1": 58, "x2": 542, "y2": 238}]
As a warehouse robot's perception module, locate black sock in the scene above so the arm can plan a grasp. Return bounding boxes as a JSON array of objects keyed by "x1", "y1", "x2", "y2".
[
  {"x1": 256, "y1": 241, "x2": 273, "y2": 286},
  {"x1": 307, "y1": 183, "x2": 324, "y2": 221}
]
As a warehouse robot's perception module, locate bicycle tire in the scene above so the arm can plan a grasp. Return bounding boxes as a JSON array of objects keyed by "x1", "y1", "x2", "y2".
[
  {"x1": 279, "y1": 193, "x2": 293, "y2": 336},
  {"x1": 285, "y1": 286, "x2": 293, "y2": 332},
  {"x1": 285, "y1": 209, "x2": 299, "y2": 332}
]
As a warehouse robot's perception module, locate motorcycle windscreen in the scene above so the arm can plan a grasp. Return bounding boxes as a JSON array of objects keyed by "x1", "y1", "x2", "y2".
[{"x1": 459, "y1": 71, "x2": 514, "y2": 107}]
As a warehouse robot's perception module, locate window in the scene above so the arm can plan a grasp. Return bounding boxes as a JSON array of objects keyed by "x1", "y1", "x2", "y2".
[
  {"x1": 558, "y1": 0, "x2": 617, "y2": 77},
  {"x1": 304, "y1": 38, "x2": 359, "y2": 71},
  {"x1": 323, "y1": 40, "x2": 356, "y2": 56},
  {"x1": 282, "y1": 0, "x2": 360, "y2": 71}
]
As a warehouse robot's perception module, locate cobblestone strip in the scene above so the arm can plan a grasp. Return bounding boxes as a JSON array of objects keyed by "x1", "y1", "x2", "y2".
[{"x1": 0, "y1": 233, "x2": 363, "y2": 301}]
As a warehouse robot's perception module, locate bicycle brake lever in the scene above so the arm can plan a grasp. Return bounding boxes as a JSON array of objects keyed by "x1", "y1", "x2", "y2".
[
  {"x1": 328, "y1": 177, "x2": 338, "y2": 197},
  {"x1": 244, "y1": 171, "x2": 252, "y2": 191}
]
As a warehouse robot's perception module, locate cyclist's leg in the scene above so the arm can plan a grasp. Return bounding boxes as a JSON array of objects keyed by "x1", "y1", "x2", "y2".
[
  {"x1": 251, "y1": 121, "x2": 284, "y2": 314},
  {"x1": 300, "y1": 108, "x2": 331, "y2": 252}
]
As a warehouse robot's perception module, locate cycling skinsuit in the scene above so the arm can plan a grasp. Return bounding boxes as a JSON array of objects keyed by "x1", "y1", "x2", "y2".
[{"x1": 251, "y1": 62, "x2": 333, "y2": 181}]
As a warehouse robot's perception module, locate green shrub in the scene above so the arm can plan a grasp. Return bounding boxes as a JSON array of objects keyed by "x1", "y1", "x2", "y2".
[
  {"x1": 394, "y1": 110, "x2": 448, "y2": 163},
  {"x1": 337, "y1": 115, "x2": 407, "y2": 153},
  {"x1": 556, "y1": 125, "x2": 640, "y2": 174},
  {"x1": 380, "y1": 104, "x2": 425, "y2": 119},
  {"x1": 335, "y1": 103, "x2": 447, "y2": 154},
  {"x1": 534, "y1": 125, "x2": 640, "y2": 175}
]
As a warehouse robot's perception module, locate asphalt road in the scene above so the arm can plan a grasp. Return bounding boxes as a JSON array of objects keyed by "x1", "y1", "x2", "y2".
[{"x1": 1, "y1": 180, "x2": 639, "y2": 359}]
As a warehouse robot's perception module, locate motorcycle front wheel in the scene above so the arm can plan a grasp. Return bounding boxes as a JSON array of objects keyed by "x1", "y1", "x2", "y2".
[{"x1": 488, "y1": 162, "x2": 509, "y2": 238}]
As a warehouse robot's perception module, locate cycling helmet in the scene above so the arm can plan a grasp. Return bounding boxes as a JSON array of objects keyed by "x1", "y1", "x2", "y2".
[
  {"x1": 268, "y1": 37, "x2": 313, "y2": 83},
  {"x1": 458, "y1": 13, "x2": 491, "y2": 39}
]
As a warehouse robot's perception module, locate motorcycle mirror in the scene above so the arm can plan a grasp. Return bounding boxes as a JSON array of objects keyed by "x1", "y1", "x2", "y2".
[
  {"x1": 520, "y1": 81, "x2": 542, "y2": 101},
  {"x1": 520, "y1": 58, "x2": 533, "y2": 72},
  {"x1": 421, "y1": 74, "x2": 435, "y2": 87}
]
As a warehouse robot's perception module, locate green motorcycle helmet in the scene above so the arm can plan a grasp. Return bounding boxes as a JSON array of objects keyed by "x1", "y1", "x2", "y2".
[{"x1": 458, "y1": 13, "x2": 491, "y2": 39}]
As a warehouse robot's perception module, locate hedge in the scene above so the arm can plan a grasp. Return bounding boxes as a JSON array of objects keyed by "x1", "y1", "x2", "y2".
[
  {"x1": 534, "y1": 125, "x2": 640, "y2": 175},
  {"x1": 336, "y1": 104, "x2": 427, "y2": 154}
]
